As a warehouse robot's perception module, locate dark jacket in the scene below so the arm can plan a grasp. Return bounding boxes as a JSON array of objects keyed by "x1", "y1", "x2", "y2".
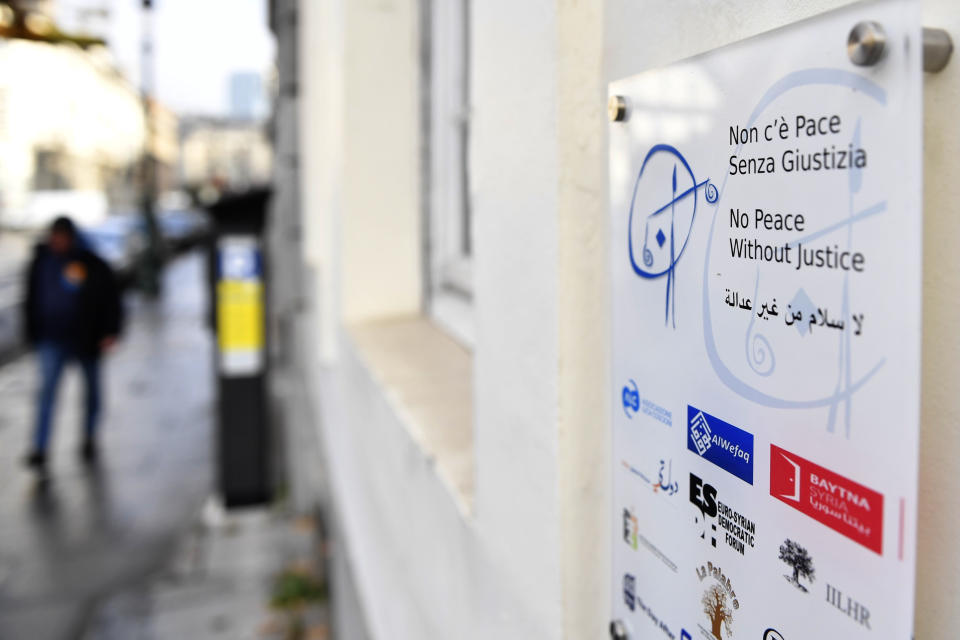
[{"x1": 24, "y1": 243, "x2": 123, "y2": 357}]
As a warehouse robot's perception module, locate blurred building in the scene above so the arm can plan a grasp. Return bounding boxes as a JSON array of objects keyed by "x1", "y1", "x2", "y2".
[
  {"x1": 16, "y1": 0, "x2": 54, "y2": 16},
  {"x1": 179, "y1": 116, "x2": 272, "y2": 203},
  {"x1": 229, "y1": 71, "x2": 267, "y2": 121},
  {"x1": 147, "y1": 97, "x2": 181, "y2": 202},
  {"x1": 267, "y1": 1, "x2": 960, "y2": 639},
  {"x1": 0, "y1": 39, "x2": 148, "y2": 228},
  {"x1": 51, "y1": 0, "x2": 111, "y2": 43}
]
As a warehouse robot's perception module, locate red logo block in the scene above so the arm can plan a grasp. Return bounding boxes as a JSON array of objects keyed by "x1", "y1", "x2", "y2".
[{"x1": 769, "y1": 445, "x2": 883, "y2": 554}]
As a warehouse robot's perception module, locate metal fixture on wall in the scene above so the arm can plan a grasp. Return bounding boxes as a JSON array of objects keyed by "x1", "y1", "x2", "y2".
[
  {"x1": 922, "y1": 27, "x2": 953, "y2": 72},
  {"x1": 609, "y1": 619, "x2": 629, "y2": 640},
  {"x1": 608, "y1": 95, "x2": 627, "y2": 122},
  {"x1": 848, "y1": 20, "x2": 952, "y2": 71}
]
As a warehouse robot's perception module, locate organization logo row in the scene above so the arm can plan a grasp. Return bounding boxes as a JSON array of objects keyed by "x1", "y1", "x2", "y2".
[
  {"x1": 621, "y1": 530, "x2": 871, "y2": 639},
  {"x1": 622, "y1": 383, "x2": 883, "y2": 553},
  {"x1": 619, "y1": 383, "x2": 883, "y2": 639}
]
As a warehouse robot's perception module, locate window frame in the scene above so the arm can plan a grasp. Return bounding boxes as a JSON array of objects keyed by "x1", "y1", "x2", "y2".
[{"x1": 425, "y1": 0, "x2": 473, "y2": 348}]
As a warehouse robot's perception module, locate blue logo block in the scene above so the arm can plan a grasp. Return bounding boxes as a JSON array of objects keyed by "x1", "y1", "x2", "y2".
[
  {"x1": 623, "y1": 573, "x2": 636, "y2": 611},
  {"x1": 687, "y1": 405, "x2": 753, "y2": 485},
  {"x1": 622, "y1": 380, "x2": 640, "y2": 418}
]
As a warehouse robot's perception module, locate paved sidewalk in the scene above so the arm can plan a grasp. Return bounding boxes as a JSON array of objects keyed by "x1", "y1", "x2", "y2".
[
  {"x1": 84, "y1": 504, "x2": 329, "y2": 640},
  {"x1": 0, "y1": 230, "x2": 32, "y2": 277},
  {"x1": 0, "y1": 253, "x2": 215, "y2": 639},
  {"x1": 0, "y1": 230, "x2": 33, "y2": 360}
]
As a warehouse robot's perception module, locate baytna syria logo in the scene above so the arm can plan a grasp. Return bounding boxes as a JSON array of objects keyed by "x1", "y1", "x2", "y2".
[
  {"x1": 769, "y1": 444, "x2": 883, "y2": 554},
  {"x1": 696, "y1": 562, "x2": 739, "y2": 640},
  {"x1": 627, "y1": 145, "x2": 717, "y2": 328},
  {"x1": 622, "y1": 379, "x2": 640, "y2": 418},
  {"x1": 687, "y1": 406, "x2": 754, "y2": 485},
  {"x1": 762, "y1": 630, "x2": 785, "y2": 640},
  {"x1": 778, "y1": 539, "x2": 815, "y2": 592}
]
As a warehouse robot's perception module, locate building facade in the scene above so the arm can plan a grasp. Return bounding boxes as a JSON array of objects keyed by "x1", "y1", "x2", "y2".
[
  {"x1": 269, "y1": 1, "x2": 960, "y2": 638},
  {"x1": 0, "y1": 39, "x2": 147, "y2": 227},
  {"x1": 179, "y1": 116, "x2": 273, "y2": 204},
  {"x1": 229, "y1": 71, "x2": 268, "y2": 122}
]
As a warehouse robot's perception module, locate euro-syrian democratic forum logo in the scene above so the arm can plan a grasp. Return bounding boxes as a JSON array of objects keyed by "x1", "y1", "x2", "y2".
[{"x1": 687, "y1": 406, "x2": 754, "y2": 485}]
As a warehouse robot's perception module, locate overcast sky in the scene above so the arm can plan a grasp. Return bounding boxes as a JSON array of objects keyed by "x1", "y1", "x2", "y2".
[{"x1": 59, "y1": 0, "x2": 276, "y2": 116}]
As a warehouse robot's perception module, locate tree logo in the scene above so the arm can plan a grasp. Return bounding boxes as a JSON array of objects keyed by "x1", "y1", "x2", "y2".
[
  {"x1": 695, "y1": 561, "x2": 739, "y2": 639},
  {"x1": 702, "y1": 583, "x2": 733, "y2": 639},
  {"x1": 778, "y1": 538, "x2": 815, "y2": 592}
]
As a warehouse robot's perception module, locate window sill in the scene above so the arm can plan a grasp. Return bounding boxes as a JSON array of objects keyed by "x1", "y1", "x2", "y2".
[
  {"x1": 430, "y1": 290, "x2": 475, "y2": 349},
  {"x1": 346, "y1": 316, "x2": 474, "y2": 512}
]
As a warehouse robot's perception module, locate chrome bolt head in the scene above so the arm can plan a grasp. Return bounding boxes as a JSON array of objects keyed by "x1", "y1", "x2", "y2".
[
  {"x1": 608, "y1": 95, "x2": 628, "y2": 122},
  {"x1": 848, "y1": 21, "x2": 886, "y2": 66}
]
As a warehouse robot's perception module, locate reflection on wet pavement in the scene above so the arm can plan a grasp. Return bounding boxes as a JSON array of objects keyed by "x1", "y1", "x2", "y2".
[{"x1": 0, "y1": 252, "x2": 214, "y2": 640}]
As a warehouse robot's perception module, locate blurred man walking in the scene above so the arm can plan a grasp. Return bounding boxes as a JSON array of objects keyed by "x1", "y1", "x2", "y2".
[{"x1": 22, "y1": 216, "x2": 122, "y2": 471}]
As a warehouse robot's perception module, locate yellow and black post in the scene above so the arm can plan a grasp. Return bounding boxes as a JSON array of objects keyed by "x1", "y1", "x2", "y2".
[{"x1": 207, "y1": 190, "x2": 271, "y2": 508}]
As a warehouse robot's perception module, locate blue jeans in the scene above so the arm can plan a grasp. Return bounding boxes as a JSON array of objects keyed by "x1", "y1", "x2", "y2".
[{"x1": 33, "y1": 341, "x2": 101, "y2": 454}]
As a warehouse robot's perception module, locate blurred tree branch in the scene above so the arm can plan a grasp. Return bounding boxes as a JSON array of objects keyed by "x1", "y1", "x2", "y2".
[{"x1": 0, "y1": 1, "x2": 106, "y2": 48}]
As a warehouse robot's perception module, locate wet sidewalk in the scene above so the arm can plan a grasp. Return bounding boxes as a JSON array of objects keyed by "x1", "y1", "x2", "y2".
[
  {"x1": 84, "y1": 503, "x2": 328, "y2": 640},
  {"x1": 0, "y1": 253, "x2": 215, "y2": 639}
]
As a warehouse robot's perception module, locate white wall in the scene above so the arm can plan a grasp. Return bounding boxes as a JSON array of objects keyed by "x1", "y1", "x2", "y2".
[
  {"x1": 298, "y1": 0, "x2": 566, "y2": 637},
  {"x1": 556, "y1": 2, "x2": 609, "y2": 637},
  {"x1": 916, "y1": 3, "x2": 960, "y2": 637},
  {"x1": 472, "y1": 0, "x2": 564, "y2": 633},
  {"x1": 298, "y1": 0, "x2": 343, "y2": 362},
  {"x1": 295, "y1": 0, "x2": 960, "y2": 638},
  {"x1": 341, "y1": 0, "x2": 423, "y2": 322}
]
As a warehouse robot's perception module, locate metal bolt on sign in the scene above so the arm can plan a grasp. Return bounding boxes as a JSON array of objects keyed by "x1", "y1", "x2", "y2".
[
  {"x1": 922, "y1": 27, "x2": 953, "y2": 72},
  {"x1": 848, "y1": 20, "x2": 952, "y2": 71},
  {"x1": 848, "y1": 21, "x2": 887, "y2": 66},
  {"x1": 609, "y1": 619, "x2": 629, "y2": 640},
  {"x1": 608, "y1": 95, "x2": 628, "y2": 122}
]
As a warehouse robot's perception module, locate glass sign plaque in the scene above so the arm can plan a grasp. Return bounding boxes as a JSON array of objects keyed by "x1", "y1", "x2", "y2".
[{"x1": 609, "y1": 2, "x2": 922, "y2": 638}]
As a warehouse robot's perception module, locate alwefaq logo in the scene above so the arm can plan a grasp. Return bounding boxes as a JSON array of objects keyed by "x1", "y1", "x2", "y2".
[
  {"x1": 690, "y1": 411, "x2": 712, "y2": 454},
  {"x1": 687, "y1": 406, "x2": 753, "y2": 484},
  {"x1": 769, "y1": 444, "x2": 883, "y2": 554},
  {"x1": 690, "y1": 473, "x2": 756, "y2": 556}
]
